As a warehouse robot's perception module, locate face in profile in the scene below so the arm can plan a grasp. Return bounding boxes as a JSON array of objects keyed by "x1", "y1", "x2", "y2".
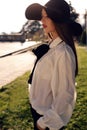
[{"x1": 41, "y1": 9, "x2": 56, "y2": 34}]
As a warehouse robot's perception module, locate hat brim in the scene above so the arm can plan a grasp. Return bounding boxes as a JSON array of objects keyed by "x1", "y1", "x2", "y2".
[{"x1": 25, "y1": 3, "x2": 44, "y2": 20}]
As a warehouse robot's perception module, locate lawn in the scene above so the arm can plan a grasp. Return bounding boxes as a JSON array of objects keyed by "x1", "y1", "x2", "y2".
[{"x1": 0, "y1": 46, "x2": 87, "y2": 130}]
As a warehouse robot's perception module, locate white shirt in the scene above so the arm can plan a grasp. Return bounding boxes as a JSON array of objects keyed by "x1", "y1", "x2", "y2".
[{"x1": 29, "y1": 37, "x2": 77, "y2": 130}]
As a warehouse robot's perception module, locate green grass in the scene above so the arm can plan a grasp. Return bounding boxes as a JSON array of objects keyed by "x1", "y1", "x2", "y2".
[
  {"x1": 0, "y1": 72, "x2": 33, "y2": 130},
  {"x1": 0, "y1": 46, "x2": 87, "y2": 130}
]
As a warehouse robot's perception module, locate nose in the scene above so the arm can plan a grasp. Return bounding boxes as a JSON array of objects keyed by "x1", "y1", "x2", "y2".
[{"x1": 41, "y1": 17, "x2": 44, "y2": 23}]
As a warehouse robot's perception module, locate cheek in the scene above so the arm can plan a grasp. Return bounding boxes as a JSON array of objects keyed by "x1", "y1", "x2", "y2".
[
  {"x1": 45, "y1": 21, "x2": 56, "y2": 33},
  {"x1": 49, "y1": 23, "x2": 55, "y2": 31}
]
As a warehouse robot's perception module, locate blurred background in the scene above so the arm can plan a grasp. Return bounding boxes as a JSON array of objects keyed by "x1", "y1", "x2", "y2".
[
  {"x1": 0, "y1": 0, "x2": 87, "y2": 86},
  {"x1": 0, "y1": 0, "x2": 86, "y2": 44},
  {"x1": 0, "y1": 1, "x2": 87, "y2": 129}
]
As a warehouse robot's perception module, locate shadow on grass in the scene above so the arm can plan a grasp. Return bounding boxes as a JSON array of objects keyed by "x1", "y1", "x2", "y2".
[{"x1": 0, "y1": 87, "x2": 8, "y2": 93}]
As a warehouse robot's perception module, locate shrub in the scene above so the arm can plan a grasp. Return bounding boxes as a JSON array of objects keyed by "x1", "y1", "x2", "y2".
[{"x1": 80, "y1": 30, "x2": 86, "y2": 45}]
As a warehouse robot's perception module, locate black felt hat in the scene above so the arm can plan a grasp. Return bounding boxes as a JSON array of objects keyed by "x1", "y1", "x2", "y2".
[
  {"x1": 25, "y1": 0, "x2": 71, "y2": 23},
  {"x1": 25, "y1": 0, "x2": 82, "y2": 36}
]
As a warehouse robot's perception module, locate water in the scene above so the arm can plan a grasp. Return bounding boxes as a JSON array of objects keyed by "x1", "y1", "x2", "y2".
[
  {"x1": 0, "y1": 41, "x2": 37, "y2": 86},
  {"x1": 0, "y1": 41, "x2": 37, "y2": 57}
]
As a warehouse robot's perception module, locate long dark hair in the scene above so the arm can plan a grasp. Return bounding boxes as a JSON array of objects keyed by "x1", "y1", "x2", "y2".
[{"x1": 54, "y1": 22, "x2": 82, "y2": 76}]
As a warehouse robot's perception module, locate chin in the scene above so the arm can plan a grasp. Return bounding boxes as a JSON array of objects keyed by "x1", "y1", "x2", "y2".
[{"x1": 44, "y1": 30, "x2": 49, "y2": 34}]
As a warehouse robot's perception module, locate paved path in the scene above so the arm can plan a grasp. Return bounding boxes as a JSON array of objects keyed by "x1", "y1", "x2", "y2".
[
  {"x1": 0, "y1": 42, "x2": 37, "y2": 87},
  {"x1": 0, "y1": 41, "x2": 38, "y2": 57},
  {"x1": 0, "y1": 51, "x2": 36, "y2": 87}
]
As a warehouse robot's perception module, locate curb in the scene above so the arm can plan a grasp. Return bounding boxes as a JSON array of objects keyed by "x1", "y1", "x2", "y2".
[{"x1": 0, "y1": 43, "x2": 41, "y2": 58}]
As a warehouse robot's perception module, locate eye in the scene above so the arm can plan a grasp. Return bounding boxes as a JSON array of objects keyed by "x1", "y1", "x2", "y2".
[{"x1": 42, "y1": 15, "x2": 48, "y2": 20}]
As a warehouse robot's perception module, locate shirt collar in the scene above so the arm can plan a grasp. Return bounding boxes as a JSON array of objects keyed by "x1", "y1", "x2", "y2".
[{"x1": 49, "y1": 37, "x2": 63, "y2": 48}]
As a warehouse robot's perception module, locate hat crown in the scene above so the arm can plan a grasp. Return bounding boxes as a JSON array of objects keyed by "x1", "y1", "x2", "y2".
[
  {"x1": 25, "y1": 0, "x2": 71, "y2": 23},
  {"x1": 45, "y1": 0, "x2": 70, "y2": 23}
]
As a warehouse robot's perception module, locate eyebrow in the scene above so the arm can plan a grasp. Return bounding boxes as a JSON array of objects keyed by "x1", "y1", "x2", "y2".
[{"x1": 42, "y1": 14, "x2": 48, "y2": 17}]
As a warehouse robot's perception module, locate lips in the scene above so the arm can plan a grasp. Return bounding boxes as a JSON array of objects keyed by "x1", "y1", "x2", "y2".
[{"x1": 43, "y1": 24, "x2": 47, "y2": 28}]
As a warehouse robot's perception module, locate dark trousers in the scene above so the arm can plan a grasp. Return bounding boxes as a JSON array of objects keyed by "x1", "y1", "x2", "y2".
[{"x1": 30, "y1": 106, "x2": 64, "y2": 130}]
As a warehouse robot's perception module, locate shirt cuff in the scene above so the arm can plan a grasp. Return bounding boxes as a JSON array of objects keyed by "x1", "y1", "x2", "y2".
[
  {"x1": 37, "y1": 117, "x2": 46, "y2": 129},
  {"x1": 37, "y1": 116, "x2": 64, "y2": 130}
]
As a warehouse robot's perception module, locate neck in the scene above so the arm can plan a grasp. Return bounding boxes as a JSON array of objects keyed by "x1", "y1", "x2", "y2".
[{"x1": 49, "y1": 31, "x2": 58, "y2": 40}]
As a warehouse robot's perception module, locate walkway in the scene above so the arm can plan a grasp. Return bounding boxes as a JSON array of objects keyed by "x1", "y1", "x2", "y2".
[{"x1": 0, "y1": 41, "x2": 37, "y2": 87}]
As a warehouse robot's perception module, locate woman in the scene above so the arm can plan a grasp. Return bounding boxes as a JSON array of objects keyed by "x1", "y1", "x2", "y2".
[{"x1": 25, "y1": 0, "x2": 82, "y2": 130}]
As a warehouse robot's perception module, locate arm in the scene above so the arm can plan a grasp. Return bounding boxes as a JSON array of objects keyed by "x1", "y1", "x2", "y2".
[{"x1": 37, "y1": 51, "x2": 76, "y2": 130}]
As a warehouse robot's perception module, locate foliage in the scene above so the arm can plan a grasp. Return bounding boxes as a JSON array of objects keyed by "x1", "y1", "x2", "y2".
[
  {"x1": 0, "y1": 47, "x2": 87, "y2": 130},
  {"x1": 0, "y1": 72, "x2": 33, "y2": 130},
  {"x1": 22, "y1": 20, "x2": 45, "y2": 41},
  {"x1": 69, "y1": 1, "x2": 79, "y2": 21},
  {"x1": 80, "y1": 30, "x2": 86, "y2": 45}
]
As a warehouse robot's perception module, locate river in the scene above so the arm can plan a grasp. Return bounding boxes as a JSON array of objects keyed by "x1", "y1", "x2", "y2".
[{"x1": 0, "y1": 41, "x2": 37, "y2": 87}]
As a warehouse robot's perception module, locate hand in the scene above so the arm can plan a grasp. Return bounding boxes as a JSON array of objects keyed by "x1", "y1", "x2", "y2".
[{"x1": 36, "y1": 122, "x2": 46, "y2": 130}]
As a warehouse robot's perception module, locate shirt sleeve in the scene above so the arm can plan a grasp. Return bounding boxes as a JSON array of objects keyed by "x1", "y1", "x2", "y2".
[{"x1": 37, "y1": 50, "x2": 76, "y2": 130}]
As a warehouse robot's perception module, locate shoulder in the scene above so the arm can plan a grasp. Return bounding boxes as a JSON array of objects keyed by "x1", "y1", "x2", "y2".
[
  {"x1": 55, "y1": 42, "x2": 75, "y2": 59},
  {"x1": 38, "y1": 41, "x2": 75, "y2": 64}
]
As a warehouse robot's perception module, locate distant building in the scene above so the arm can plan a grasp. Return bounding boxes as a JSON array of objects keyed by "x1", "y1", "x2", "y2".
[{"x1": 0, "y1": 32, "x2": 25, "y2": 43}]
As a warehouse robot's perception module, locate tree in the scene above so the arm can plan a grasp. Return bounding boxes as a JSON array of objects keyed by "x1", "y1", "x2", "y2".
[
  {"x1": 80, "y1": 30, "x2": 86, "y2": 45},
  {"x1": 69, "y1": 1, "x2": 79, "y2": 21},
  {"x1": 20, "y1": 20, "x2": 44, "y2": 40}
]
